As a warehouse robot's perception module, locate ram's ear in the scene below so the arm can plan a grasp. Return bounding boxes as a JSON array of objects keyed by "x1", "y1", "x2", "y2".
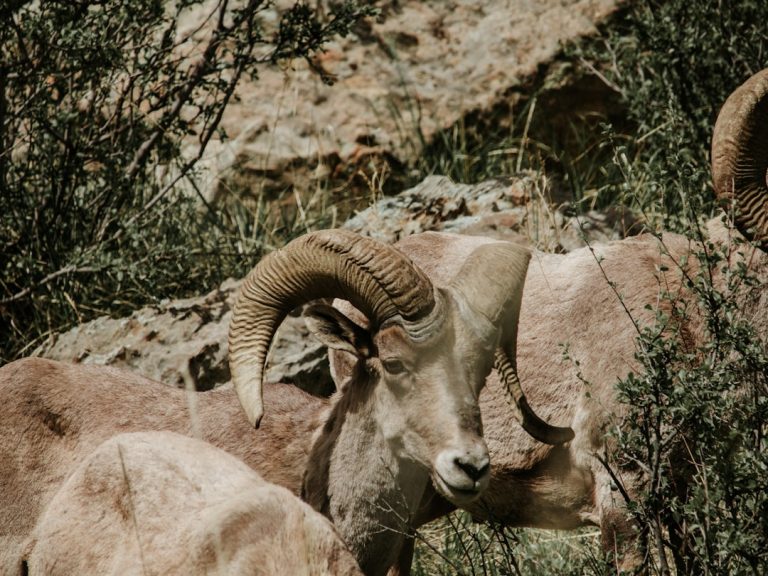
[{"x1": 304, "y1": 304, "x2": 373, "y2": 359}]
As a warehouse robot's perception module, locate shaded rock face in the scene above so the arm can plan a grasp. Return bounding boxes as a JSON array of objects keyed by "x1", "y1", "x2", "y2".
[
  {"x1": 35, "y1": 278, "x2": 330, "y2": 395},
  {"x1": 35, "y1": 175, "x2": 641, "y2": 396},
  {"x1": 199, "y1": 0, "x2": 623, "y2": 202}
]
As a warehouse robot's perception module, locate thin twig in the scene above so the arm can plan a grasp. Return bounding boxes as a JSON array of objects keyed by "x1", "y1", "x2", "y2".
[
  {"x1": 516, "y1": 96, "x2": 536, "y2": 173},
  {"x1": 0, "y1": 265, "x2": 98, "y2": 304},
  {"x1": 578, "y1": 56, "x2": 625, "y2": 96}
]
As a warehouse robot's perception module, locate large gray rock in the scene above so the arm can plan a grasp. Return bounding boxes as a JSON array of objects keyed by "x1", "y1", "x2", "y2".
[
  {"x1": 196, "y1": 0, "x2": 623, "y2": 202},
  {"x1": 35, "y1": 175, "x2": 641, "y2": 394},
  {"x1": 34, "y1": 278, "x2": 330, "y2": 395},
  {"x1": 343, "y1": 174, "x2": 641, "y2": 251}
]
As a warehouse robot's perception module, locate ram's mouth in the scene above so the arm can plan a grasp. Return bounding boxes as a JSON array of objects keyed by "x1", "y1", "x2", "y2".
[{"x1": 432, "y1": 471, "x2": 486, "y2": 506}]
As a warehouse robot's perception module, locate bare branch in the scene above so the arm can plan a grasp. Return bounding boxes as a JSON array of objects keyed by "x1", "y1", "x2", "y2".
[{"x1": 0, "y1": 266, "x2": 99, "y2": 305}]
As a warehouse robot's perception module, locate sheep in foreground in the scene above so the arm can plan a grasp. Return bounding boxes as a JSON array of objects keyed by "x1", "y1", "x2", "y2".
[
  {"x1": 26, "y1": 431, "x2": 362, "y2": 576},
  {"x1": 0, "y1": 229, "x2": 562, "y2": 576},
  {"x1": 330, "y1": 69, "x2": 768, "y2": 570}
]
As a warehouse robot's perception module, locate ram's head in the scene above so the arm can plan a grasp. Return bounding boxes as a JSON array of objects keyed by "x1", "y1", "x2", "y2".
[{"x1": 228, "y1": 229, "x2": 534, "y2": 503}]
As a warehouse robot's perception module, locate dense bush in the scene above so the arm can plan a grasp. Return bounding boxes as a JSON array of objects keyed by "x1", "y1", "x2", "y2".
[
  {"x1": 0, "y1": 0, "x2": 370, "y2": 362},
  {"x1": 574, "y1": 3, "x2": 768, "y2": 572},
  {"x1": 573, "y1": 0, "x2": 768, "y2": 224},
  {"x1": 608, "y1": 230, "x2": 768, "y2": 574}
]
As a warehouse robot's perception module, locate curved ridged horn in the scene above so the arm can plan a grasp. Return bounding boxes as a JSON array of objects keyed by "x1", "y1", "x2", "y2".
[
  {"x1": 229, "y1": 229, "x2": 439, "y2": 427},
  {"x1": 712, "y1": 69, "x2": 768, "y2": 249},
  {"x1": 494, "y1": 351, "x2": 575, "y2": 445},
  {"x1": 449, "y1": 242, "x2": 531, "y2": 331},
  {"x1": 449, "y1": 242, "x2": 574, "y2": 445}
]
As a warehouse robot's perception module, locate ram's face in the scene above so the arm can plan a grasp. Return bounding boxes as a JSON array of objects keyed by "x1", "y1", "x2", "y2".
[
  {"x1": 374, "y1": 313, "x2": 493, "y2": 504},
  {"x1": 307, "y1": 294, "x2": 495, "y2": 506}
]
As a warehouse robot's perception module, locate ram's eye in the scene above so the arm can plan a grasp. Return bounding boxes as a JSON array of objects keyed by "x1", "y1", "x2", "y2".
[{"x1": 382, "y1": 359, "x2": 406, "y2": 375}]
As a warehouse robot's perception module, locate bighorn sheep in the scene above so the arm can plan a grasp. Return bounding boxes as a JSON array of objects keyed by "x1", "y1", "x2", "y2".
[
  {"x1": 0, "y1": 229, "x2": 560, "y2": 576},
  {"x1": 26, "y1": 431, "x2": 363, "y2": 575},
  {"x1": 329, "y1": 69, "x2": 768, "y2": 570}
]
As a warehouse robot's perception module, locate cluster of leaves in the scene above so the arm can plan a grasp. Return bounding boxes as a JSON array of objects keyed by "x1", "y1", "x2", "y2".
[{"x1": 0, "y1": 0, "x2": 371, "y2": 362}]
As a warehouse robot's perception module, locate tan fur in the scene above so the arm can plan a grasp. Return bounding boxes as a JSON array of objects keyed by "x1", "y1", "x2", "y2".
[
  {"x1": 299, "y1": 304, "x2": 497, "y2": 576},
  {"x1": 0, "y1": 237, "x2": 525, "y2": 576},
  {"x1": 0, "y1": 360, "x2": 324, "y2": 574},
  {"x1": 469, "y1": 223, "x2": 765, "y2": 543},
  {"x1": 223, "y1": 230, "x2": 529, "y2": 575},
  {"x1": 25, "y1": 431, "x2": 362, "y2": 575},
  {"x1": 333, "y1": 225, "x2": 767, "y2": 571}
]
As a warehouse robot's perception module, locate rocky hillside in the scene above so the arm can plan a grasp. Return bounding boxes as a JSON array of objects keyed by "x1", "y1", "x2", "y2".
[
  {"x1": 33, "y1": 0, "x2": 631, "y2": 390},
  {"x1": 197, "y1": 0, "x2": 624, "y2": 202}
]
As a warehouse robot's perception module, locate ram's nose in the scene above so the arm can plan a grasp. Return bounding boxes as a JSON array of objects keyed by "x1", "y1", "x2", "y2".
[
  {"x1": 454, "y1": 453, "x2": 490, "y2": 482},
  {"x1": 433, "y1": 441, "x2": 490, "y2": 504}
]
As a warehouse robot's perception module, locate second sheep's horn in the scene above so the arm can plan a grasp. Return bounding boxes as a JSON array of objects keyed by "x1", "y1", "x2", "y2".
[
  {"x1": 712, "y1": 68, "x2": 768, "y2": 249},
  {"x1": 451, "y1": 240, "x2": 574, "y2": 445}
]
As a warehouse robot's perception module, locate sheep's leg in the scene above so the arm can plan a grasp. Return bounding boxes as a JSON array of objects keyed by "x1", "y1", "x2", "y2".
[{"x1": 594, "y1": 467, "x2": 648, "y2": 574}]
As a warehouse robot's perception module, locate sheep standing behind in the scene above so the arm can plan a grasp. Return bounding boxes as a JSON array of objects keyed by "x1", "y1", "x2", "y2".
[
  {"x1": 329, "y1": 67, "x2": 768, "y2": 571},
  {"x1": 26, "y1": 431, "x2": 362, "y2": 576}
]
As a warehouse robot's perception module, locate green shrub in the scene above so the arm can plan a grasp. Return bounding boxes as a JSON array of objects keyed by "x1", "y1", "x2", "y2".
[
  {"x1": 598, "y1": 227, "x2": 768, "y2": 575},
  {"x1": 571, "y1": 3, "x2": 768, "y2": 571},
  {"x1": 0, "y1": 0, "x2": 371, "y2": 363},
  {"x1": 572, "y1": 0, "x2": 768, "y2": 224}
]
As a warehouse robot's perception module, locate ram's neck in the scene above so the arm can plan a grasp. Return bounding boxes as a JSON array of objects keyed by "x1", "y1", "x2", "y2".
[{"x1": 303, "y1": 375, "x2": 428, "y2": 576}]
